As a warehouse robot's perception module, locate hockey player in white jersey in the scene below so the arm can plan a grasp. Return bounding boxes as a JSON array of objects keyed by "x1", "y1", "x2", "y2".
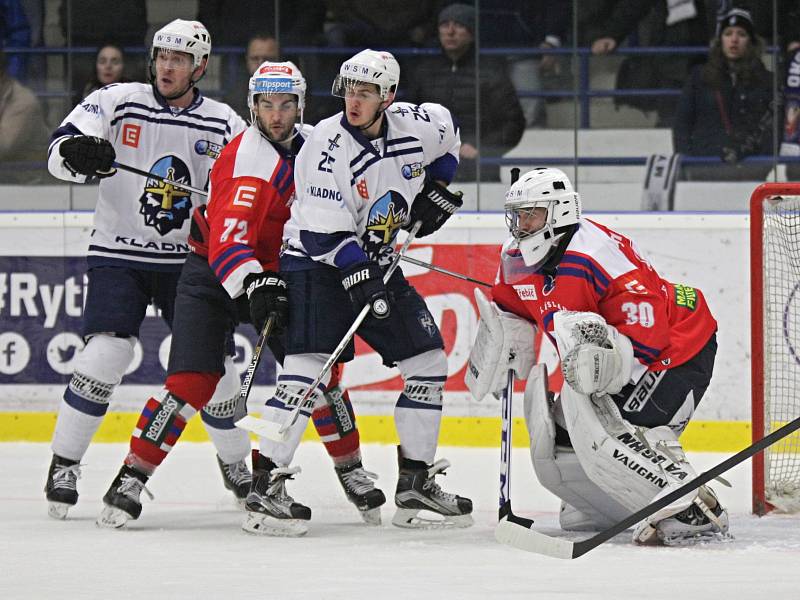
[
  {"x1": 251, "y1": 49, "x2": 473, "y2": 533},
  {"x1": 43, "y1": 19, "x2": 253, "y2": 519}
]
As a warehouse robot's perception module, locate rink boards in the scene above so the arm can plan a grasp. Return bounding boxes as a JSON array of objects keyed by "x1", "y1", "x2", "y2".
[{"x1": 0, "y1": 211, "x2": 755, "y2": 451}]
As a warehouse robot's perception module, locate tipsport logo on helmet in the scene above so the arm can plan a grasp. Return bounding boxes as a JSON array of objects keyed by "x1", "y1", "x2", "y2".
[
  {"x1": 139, "y1": 156, "x2": 193, "y2": 236},
  {"x1": 252, "y1": 79, "x2": 293, "y2": 94}
]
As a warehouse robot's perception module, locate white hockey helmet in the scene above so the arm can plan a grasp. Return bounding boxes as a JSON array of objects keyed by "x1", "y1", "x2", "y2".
[
  {"x1": 504, "y1": 167, "x2": 581, "y2": 268},
  {"x1": 332, "y1": 49, "x2": 400, "y2": 101},
  {"x1": 151, "y1": 19, "x2": 212, "y2": 69},
  {"x1": 248, "y1": 61, "x2": 306, "y2": 111},
  {"x1": 248, "y1": 61, "x2": 306, "y2": 138}
]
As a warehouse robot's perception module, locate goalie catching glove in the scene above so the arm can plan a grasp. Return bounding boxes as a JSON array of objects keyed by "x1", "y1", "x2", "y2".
[
  {"x1": 341, "y1": 260, "x2": 390, "y2": 319},
  {"x1": 244, "y1": 271, "x2": 289, "y2": 333},
  {"x1": 59, "y1": 135, "x2": 116, "y2": 178},
  {"x1": 405, "y1": 179, "x2": 463, "y2": 238},
  {"x1": 554, "y1": 311, "x2": 634, "y2": 396},
  {"x1": 465, "y1": 288, "x2": 536, "y2": 401}
]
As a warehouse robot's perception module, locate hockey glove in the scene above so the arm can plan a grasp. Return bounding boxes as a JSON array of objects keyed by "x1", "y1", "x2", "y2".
[
  {"x1": 405, "y1": 179, "x2": 463, "y2": 238},
  {"x1": 341, "y1": 261, "x2": 390, "y2": 319},
  {"x1": 244, "y1": 271, "x2": 289, "y2": 333},
  {"x1": 59, "y1": 136, "x2": 117, "y2": 178}
]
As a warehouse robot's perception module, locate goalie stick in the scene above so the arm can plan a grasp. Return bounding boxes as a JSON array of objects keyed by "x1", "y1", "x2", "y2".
[
  {"x1": 498, "y1": 369, "x2": 534, "y2": 528},
  {"x1": 495, "y1": 414, "x2": 800, "y2": 559},
  {"x1": 236, "y1": 221, "x2": 422, "y2": 440}
]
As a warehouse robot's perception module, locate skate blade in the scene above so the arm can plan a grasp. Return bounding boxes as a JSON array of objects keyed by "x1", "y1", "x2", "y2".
[
  {"x1": 96, "y1": 505, "x2": 133, "y2": 529},
  {"x1": 391, "y1": 508, "x2": 474, "y2": 530},
  {"x1": 660, "y1": 530, "x2": 735, "y2": 547},
  {"x1": 47, "y1": 501, "x2": 71, "y2": 520},
  {"x1": 241, "y1": 512, "x2": 308, "y2": 537},
  {"x1": 358, "y1": 507, "x2": 382, "y2": 526}
]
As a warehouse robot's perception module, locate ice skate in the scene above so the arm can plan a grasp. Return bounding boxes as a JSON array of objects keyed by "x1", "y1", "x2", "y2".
[
  {"x1": 97, "y1": 465, "x2": 153, "y2": 529},
  {"x1": 335, "y1": 461, "x2": 386, "y2": 525},
  {"x1": 634, "y1": 486, "x2": 732, "y2": 546},
  {"x1": 393, "y1": 456, "x2": 473, "y2": 529},
  {"x1": 217, "y1": 455, "x2": 251, "y2": 506},
  {"x1": 45, "y1": 454, "x2": 83, "y2": 520},
  {"x1": 242, "y1": 451, "x2": 310, "y2": 537}
]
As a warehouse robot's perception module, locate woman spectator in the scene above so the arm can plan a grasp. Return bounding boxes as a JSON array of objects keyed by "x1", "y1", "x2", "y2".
[
  {"x1": 673, "y1": 9, "x2": 774, "y2": 181},
  {"x1": 77, "y1": 44, "x2": 131, "y2": 104}
]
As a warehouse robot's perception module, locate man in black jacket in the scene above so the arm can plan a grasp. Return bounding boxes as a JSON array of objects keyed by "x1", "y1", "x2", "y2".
[{"x1": 405, "y1": 3, "x2": 525, "y2": 182}]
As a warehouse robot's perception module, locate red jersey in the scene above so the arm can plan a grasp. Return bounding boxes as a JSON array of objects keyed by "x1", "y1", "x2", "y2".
[
  {"x1": 491, "y1": 219, "x2": 717, "y2": 375},
  {"x1": 192, "y1": 125, "x2": 300, "y2": 298}
]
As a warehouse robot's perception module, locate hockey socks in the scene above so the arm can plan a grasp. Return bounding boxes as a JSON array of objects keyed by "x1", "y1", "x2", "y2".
[
  {"x1": 312, "y1": 383, "x2": 361, "y2": 467},
  {"x1": 128, "y1": 372, "x2": 219, "y2": 473}
]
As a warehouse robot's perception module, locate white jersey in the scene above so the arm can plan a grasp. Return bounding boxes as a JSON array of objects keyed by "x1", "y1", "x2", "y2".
[
  {"x1": 47, "y1": 82, "x2": 246, "y2": 270},
  {"x1": 282, "y1": 101, "x2": 460, "y2": 270}
]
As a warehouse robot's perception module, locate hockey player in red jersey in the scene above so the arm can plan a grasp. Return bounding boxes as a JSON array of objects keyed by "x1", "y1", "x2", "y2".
[
  {"x1": 466, "y1": 167, "x2": 730, "y2": 546},
  {"x1": 98, "y1": 61, "x2": 385, "y2": 534}
]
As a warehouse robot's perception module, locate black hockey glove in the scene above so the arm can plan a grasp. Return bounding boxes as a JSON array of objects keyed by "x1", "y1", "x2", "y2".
[
  {"x1": 405, "y1": 179, "x2": 463, "y2": 238},
  {"x1": 59, "y1": 136, "x2": 117, "y2": 178},
  {"x1": 244, "y1": 271, "x2": 289, "y2": 333},
  {"x1": 341, "y1": 260, "x2": 390, "y2": 319}
]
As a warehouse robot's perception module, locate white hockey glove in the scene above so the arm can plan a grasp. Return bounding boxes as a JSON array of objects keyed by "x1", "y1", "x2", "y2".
[
  {"x1": 553, "y1": 311, "x2": 634, "y2": 396},
  {"x1": 465, "y1": 288, "x2": 536, "y2": 401}
]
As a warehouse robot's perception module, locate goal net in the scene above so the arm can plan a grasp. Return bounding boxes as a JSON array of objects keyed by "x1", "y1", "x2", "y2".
[{"x1": 751, "y1": 183, "x2": 800, "y2": 514}]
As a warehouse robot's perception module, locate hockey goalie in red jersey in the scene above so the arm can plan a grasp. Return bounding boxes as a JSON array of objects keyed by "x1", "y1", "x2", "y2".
[
  {"x1": 98, "y1": 61, "x2": 385, "y2": 535},
  {"x1": 466, "y1": 167, "x2": 731, "y2": 546}
]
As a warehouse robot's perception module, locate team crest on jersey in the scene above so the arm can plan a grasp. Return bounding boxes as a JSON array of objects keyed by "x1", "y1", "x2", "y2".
[
  {"x1": 194, "y1": 139, "x2": 221, "y2": 159},
  {"x1": 139, "y1": 156, "x2": 193, "y2": 236},
  {"x1": 401, "y1": 162, "x2": 424, "y2": 180},
  {"x1": 365, "y1": 190, "x2": 408, "y2": 244}
]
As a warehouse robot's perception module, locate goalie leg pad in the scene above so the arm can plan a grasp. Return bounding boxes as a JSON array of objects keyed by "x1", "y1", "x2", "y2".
[
  {"x1": 523, "y1": 364, "x2": 630, "y2": 531},
  {"x1": 465, "y1": 288, "x2": 536, "y2": 402},
  {"x1": 52, "y1": 334, "x2": 136, "y2": 461},
  {"x1": 559, "y1": 384, "x2": 699, "y2": 515}
]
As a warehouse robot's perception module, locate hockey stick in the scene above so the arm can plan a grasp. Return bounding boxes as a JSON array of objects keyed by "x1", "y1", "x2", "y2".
[
  {"x1": 232, "y1": 313, "x2": 276, "y2": 424},
  {"x1": 495, "y1": 414, "x2": 800, "y2": 559},
  {"x1": 237, "y1": 221, "x2": 423, "y2": 440},
  {"x1": 113, "y1": 161, "x2": 209, "y2": 197},
  {"x1": 498, "y1": 369, "x2": 535, "y2": 529},
  {"x1": 399, "y1": 255, "x2": 492, "y2": 288}
]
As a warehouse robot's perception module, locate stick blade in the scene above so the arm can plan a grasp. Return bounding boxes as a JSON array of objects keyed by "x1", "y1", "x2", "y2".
[
  {"x1": 234, "y1": 415, "x2": 289, "y2": 441},
  {"x1": 494, "y1": 517, "x2": 576, "y2": 560}
]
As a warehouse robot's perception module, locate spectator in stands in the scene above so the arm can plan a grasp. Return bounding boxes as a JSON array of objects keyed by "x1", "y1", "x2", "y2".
[
  {"x1": 583, "y1": 0, "x2": 711, "y2": 127},
  {"x1": 673, "y1": 9, "x2": 773, "y2": 181},
  {"x1": 222, "y1": 33, "x2": 280, "y2": 120},
  {"x1": 1, "y1": 0, "x2": 31, "y2": 80},
  {"x1": 0, "y1": 50, "x2": 50, "y2": 183},
  {"x1": 77, "y1": 43, "x2": 131, "y2": 104},
  {"x1": 406, "y1": 3, "x2": 525, "y2": 181},
  {"x1": 324, "y1": 1, "x2": 442, "y2": 47},
  {"x1": 59, "y1": 0, "x2": 147, "y2": 115},
  {"x1": 478, "y1": 1, "x2": 569, "y2": 128}
]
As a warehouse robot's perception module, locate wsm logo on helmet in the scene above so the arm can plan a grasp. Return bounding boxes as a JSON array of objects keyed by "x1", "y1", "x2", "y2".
[{"x1": 139, "y1": 156, "x2": 193, "y2": 236}]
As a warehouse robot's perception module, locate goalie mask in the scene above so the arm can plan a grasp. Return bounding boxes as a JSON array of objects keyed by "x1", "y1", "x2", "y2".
[
  {"x1": 248, "y1": 60, "x2": 306, "y2": 140},
  {"x1": 504, "y1": 167, "x2": 581, "y2": 268},
  {"x1": 332, "y1": 49, "x2": 400, "y2": 101},
  {"x1": 149, "y1": 19, "x2": 211, "y2": 98}
]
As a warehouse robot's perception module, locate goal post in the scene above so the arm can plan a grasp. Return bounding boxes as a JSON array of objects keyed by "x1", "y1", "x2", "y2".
[{"x1": 751, "y1": 183, "x2": 800, "y2": 515}]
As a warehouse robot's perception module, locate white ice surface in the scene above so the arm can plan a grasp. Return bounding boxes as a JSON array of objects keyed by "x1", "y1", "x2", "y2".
[{"x1": 3, "y1": 442, "x2": 800, "y2": 600}]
